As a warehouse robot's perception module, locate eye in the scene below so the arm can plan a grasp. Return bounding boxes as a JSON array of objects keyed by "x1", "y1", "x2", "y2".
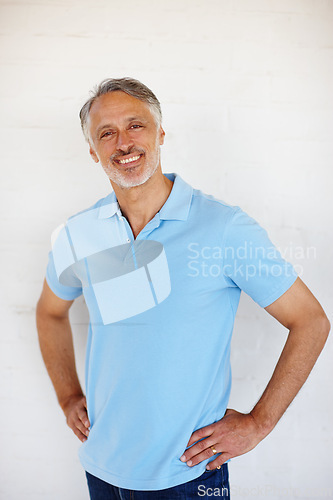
[
  {"x1": 130, "y1": 124, "x2": 143, "y2": 129},
  {"x1": 100, "y1": 131, "x2": 114, "y2": 139}
]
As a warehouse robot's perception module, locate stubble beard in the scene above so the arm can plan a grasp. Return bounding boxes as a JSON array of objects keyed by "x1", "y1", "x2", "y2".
[{"x1": 101, "y1": 144, "x2": 161, "y2": 189}]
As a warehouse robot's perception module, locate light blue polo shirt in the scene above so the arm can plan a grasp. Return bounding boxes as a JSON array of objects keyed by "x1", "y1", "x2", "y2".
[{"x1": 46, "y1": 172, "x2": 297, "y2": 490}]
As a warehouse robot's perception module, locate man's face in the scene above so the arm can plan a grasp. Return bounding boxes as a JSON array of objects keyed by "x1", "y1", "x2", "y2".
[{"x1": 88, "y1": 91, "x2": 165, "y2": 189}]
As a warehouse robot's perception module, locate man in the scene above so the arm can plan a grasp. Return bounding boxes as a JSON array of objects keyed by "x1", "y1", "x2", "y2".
[{"x1": 36, "y1": 78, "x2": 330, "y2": 499}]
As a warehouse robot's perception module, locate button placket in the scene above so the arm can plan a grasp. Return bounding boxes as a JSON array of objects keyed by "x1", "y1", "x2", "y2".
[{"x1": 118, "y1": 214, "x2": 132, "y2": 243}]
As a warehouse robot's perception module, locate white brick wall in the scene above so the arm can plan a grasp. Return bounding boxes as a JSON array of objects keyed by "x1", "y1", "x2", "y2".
[{"x1": 1, "y1": 1, "x2": 332, "y2": 498}]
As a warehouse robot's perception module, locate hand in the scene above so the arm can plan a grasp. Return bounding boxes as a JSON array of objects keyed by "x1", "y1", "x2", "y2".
[
  {"x1": 61, "y1": 395, "x2": 90, "y2": 443},
  {"x1": 180, "y1": 409, "x2": 264, "y2": 470}
]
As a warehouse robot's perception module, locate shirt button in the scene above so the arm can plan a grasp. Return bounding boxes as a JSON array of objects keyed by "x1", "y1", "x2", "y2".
[{"x1": 127, "y1": 238, "x2": 130, "y2": 242}]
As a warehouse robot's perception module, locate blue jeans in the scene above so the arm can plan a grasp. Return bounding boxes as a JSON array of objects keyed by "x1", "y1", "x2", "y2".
[{"x1": 85, "y1": 465, "x2": 230, "y2": 499}]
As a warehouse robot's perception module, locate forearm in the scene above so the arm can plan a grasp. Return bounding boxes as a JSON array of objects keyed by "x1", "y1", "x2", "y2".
[
  {"x1": 250, "y1": 316, "x2": 330, "y2": 437},
  {"x1": 36, "y1": 308, "x2": 84, "y2": 411},
  {"x1": 181, "y1": 280, "x2": 330, "y2": 469}
]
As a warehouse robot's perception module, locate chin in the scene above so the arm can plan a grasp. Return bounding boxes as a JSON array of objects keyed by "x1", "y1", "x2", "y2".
[{"x1": 104, "y1": 163, "x2": 159, "y2": 189}]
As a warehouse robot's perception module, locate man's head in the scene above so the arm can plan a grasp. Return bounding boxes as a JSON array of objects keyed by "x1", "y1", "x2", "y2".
[
  {"x1": 79, "y1": 78, "x2": 165, "y2": 189},
  {"x1": 80, "y1": 78, "x2": 162, "y2": 141}
]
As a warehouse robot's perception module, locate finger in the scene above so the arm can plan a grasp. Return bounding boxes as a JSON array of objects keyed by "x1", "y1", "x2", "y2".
[
  {"x1": 72, "y1": 425, "x2": 89, "y2": 443},
  {"x1": 186, "y1": 423, "x2": 215, "y2": 448},
  {"x1": 77, "y1": 407, "x2": 90, "y2": 428},
  {"x1": 66, "y1": 415, "x2": 89, "y2": 442},
  {"x1": 180, "y1": 437, "x2": 216, "y2": 464},
  {"x1": 183, "y1": 446, "x2": 220, "y2": 468},
  {"x1": 75, "y1": 416, "x2": 90, "y2": 437},
  {"x1": 206, "y1": 452, "x2": 231, "y2": 470},
  {"x1": 67, "y1": 411, "x2": 90, "y2": 438}
]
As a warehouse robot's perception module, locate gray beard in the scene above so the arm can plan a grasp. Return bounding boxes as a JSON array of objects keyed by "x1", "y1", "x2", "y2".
[{"x1": 101, "y1": 148, "x2": 160, "y2": 189}]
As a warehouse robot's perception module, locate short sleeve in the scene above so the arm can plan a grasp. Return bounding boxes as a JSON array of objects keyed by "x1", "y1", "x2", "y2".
[
  {"x1": 223, "y1": 208, "x2": 297, "y2": 307},
  {"x1": 45, "y1": 224, "x2": 83, "y2": 301}
]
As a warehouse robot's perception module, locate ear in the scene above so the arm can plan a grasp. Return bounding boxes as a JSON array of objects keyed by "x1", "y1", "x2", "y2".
[
  {"x1": 89, "y1": 144, "x2": 99, "y2": 163},
  {"x1": 159, "y1": 126, "x2": 165, "y2": 146}
]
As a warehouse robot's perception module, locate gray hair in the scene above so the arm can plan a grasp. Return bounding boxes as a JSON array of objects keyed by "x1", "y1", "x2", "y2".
[{"x1": 79, "y1": 77, "x2": 162, "y2": 142}]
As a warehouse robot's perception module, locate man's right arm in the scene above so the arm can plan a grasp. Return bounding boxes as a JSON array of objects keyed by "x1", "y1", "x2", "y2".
[{"x1": 36, "y1": 279, "x2": 90, "y2": 442}]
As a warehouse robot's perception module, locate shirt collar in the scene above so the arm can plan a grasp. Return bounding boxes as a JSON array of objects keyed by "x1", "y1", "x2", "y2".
[
  {"x1": 98, "y1": 194, "x2": 119, "y2": 219},
  {"x1": 98, "y1": 173, "x2": 193, "y2": 221}
]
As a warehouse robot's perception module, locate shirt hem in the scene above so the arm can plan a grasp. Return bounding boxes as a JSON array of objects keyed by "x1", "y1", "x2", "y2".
[
  {"x1": 79, "y1": 453, "x2": 209, "y2": 491},
  {"x1": 45, "y1": 273, "x2": 82, "y2": 301},
  {"x1": 257, "y1": 273, "x2": 298, "y2": 308}
]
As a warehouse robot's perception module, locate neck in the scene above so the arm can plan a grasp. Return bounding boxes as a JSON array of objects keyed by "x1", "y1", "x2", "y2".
[{"x1": 110, "y1": 168, "x2": 173, "y2": 239}]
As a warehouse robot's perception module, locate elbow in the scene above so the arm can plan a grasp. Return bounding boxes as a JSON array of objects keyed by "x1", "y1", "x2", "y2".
[
  {"x1": 36, "y1": 297, "x2": 46, "y2": 325},
  {"x1": 321, "y1": 314, "x2": 331, "y2": 341},
  {"x1": 291, "y1": 310, "x2": 331, "y2": 352},
  {"x1": 314, "y1": 312, "x2": 330, "y2": 349},
  {"x1": 35, "y1": 297, "x2": 42, "y2": 323}
]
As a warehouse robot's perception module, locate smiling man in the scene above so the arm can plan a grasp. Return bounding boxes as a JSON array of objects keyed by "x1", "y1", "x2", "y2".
[
  {"x1": 87, "y1": 89, "x2": 166, "y2": 190},
  {"x1": 36, "y1": 78, "x2": 330, "y2": 499}
]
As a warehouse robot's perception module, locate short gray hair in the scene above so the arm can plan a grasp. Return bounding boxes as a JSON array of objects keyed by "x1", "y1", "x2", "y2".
[{"x1": 79, "y1": 77, "x2": 162, "y2": 142}]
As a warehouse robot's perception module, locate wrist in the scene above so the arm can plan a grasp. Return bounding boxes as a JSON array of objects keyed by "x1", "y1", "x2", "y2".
[
  {"x1": 59, "y1": 392, "x2": 84, "y2": 413},
  {"x1": 249, "y1": 406, "x2": 276, "y2": 440}
]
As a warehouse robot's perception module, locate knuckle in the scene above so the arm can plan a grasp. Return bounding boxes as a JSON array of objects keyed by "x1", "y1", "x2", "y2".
[
  {"x1": 78, "y1": 410, "x2": 87, "y2": 421},
  {"x1": 68, "y1": 413, "x2": 76, "y2": 424},
  {"x1": 70, "y1": 422, "x2": 77, "y2": 432},
  {"x1": 76, "y1": 420, "x2": 84, "y2": 430},
  {"x1": 197, "y1": 440, "x2": 206, "y2": 451},
  {"x1": 196, "y1": 429, "x2": 203, "y2": 439}
]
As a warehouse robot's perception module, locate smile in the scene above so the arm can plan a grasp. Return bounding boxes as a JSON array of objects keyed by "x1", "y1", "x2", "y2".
[{"x1": 118, "y1": 155, "x2": 141, "y2": 165}]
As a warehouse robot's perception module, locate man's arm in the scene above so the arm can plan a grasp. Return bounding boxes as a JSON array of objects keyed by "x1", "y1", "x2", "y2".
[
  {"x1": 180, "y1": 277, "x2": 330, "y2": 469},
  {"x1": 36, "y1": 279, "x2": 90, "y2": 442}
]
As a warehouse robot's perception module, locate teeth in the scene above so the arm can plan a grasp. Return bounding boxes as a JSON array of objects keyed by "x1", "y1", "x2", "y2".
[{"x1": 118, "y1": 155, "x2": 140, "y2": 164}]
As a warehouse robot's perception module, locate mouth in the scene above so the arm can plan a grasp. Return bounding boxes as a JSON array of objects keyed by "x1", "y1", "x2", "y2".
[{"x1": 115, "y1": 154, "x2": 143, "y2": 167}]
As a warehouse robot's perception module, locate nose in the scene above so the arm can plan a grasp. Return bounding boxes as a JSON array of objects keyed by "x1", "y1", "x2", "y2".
[{"x1": 116, "y1": 129, "x2": 134, "y2": 153}]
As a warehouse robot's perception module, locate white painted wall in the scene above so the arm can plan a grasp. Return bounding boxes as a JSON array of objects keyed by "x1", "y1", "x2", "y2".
[{"x1": 1, "y1": 0, "x2": 332, "y2": 498}]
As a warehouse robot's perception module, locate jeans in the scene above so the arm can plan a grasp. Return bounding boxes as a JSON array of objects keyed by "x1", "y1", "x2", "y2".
[{"x1": 85, "y1": 465, "x2": 230, "y2": 499}]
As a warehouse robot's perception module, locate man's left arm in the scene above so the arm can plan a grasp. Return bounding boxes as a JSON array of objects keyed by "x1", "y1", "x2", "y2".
[{"x1": 180, "y1": 277, "x2": 330, "y2": 469}]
